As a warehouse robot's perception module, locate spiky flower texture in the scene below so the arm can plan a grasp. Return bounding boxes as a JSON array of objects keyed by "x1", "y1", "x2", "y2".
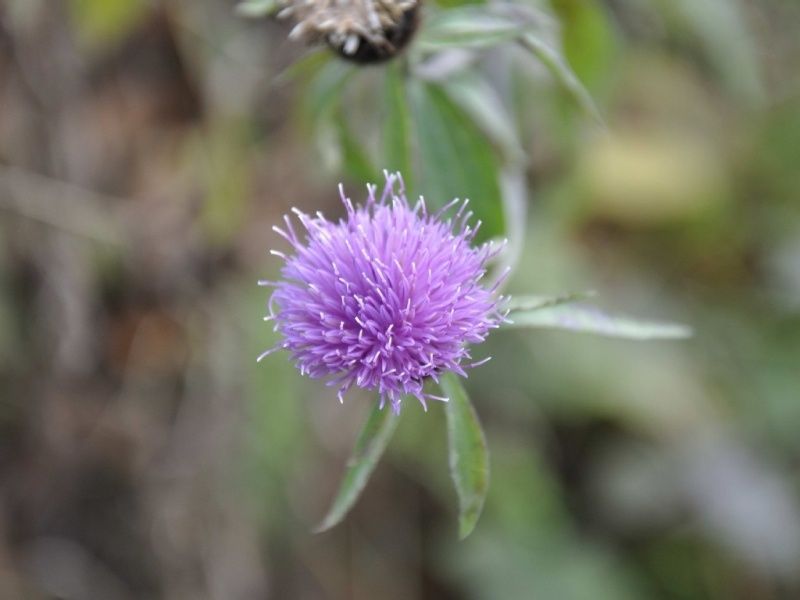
[
  {"x1": 278, "y1": 0, "x2": 418, "y2": 63},
  {"x1": 260, "y1": 173, "x2": 503, "y2": 413}
]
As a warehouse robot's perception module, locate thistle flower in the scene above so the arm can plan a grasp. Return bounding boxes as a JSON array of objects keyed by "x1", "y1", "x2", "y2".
[
  {"x1": 277, "y1": 0, "x2": 419, "y2": 63},
  {"x1": 259, "y1": 172, "x2": 505, "y2": 413}
]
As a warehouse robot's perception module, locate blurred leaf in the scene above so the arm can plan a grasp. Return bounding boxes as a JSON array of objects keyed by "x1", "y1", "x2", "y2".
[
  {"x1": 507, "y1": 291, "x2": 597, "y2": 312},
  {"x1": 417, "y1": 5, "x2": 547, "y2": 51},
  {"x1": 551, "y1": 0, "x2": 619, "y2": 93},
  {"x1": 505, "y1": 304, "x2": 692, "y2": 340},
  {"x1": 303, "y1": 60, "x2": 353, "y2": 126},
  {"x1": 441, "y1": 372, "x2": 490, "y2": 539},
  {"x1": 315, "y1": 402, "x2": 400, "y2": 533},
  {"x1": 336, "y1": 114, "x2": 379, "y2": 183},
  {"x1": 302, "y1": 61, "x2": 354, "y2": 169},
  {"x1": 235, "y1": 0, "x2": 279, "y2": 18},
  {"x1": 519, "y1": 33, "x2": 604, "y2": 125},
  {"x1": 409, "y1": 80, "x2": 505, "y2": 241},
  {"x1": 273, "y1": 49, "x2": 331, "y2": 86},
  {"x1": 383, "y1": 63, "x2": 413, "y2": 186},
  {"x1": 446, "y1": 531, "x2": 647, "y2": 600},
  {"x1": 69, "y1": 0, "x2": 148, "y2": 48},
  {"x1": 316, "y1": 119, "x2": 342, "y2": 173},
  {"x1": 442, "y1": 73, "x2": 526, "y2": 164},
  {"x1": 496, "y1": 166, "x2": 527, "y2": 281},
  {"x1": 657, "y1": 0, "x2": 763, "y2": 106}
]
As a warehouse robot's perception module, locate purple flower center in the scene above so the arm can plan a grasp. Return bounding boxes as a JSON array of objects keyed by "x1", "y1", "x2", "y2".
[{"x1": 260, "y1": 172, "x2": 504, "y2": 413}]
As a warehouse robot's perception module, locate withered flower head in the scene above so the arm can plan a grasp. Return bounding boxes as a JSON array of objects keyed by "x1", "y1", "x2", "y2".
[{"x1": 278, "y1": 0, "x2": 419, "y2": 63}]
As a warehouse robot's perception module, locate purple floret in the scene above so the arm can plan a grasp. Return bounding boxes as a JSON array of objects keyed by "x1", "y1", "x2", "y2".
[{"x1": 260, "y1": 172, "x2": 505, "y2": 413}]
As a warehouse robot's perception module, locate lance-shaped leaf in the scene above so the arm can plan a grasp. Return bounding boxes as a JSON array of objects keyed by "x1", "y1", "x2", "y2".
[
  {"x1": 409, "y1": 80, "x2": 505, "y2": 242},
  {"x1": 415, "y1": 6, "x2": 603, "y2": 124},
  {"x1": 384, "y1": 62, "x2": 413, "y2": 188},
  {"x1": 506, "y1": 291, "x2": 597, "y2": 312},
  {"x1": 440, "y1": 372, "x2": 490, "y2": 539},
  {"x1": 336, "y1": 111, "x2": 379, "y2": 183},
  {"x1": 303, "y1": 60, "x2": 353, "y2": 126},
  {"x1": 315, "y1": 402, "x2": 400, "y2": 533},
  {"x1": 505, "y1": 303, "x2": 692, "y2": 340},
  {"x1": 518, "y1": 33, "x2": 604, "y2": 125},
  {"x1": 417, "y1": 5, "x2": 552, "y2": 51},
  {"x1": 442, "y1": 73, "x2": 526, "y2": 164},
  {"x1": 273, "y1": 49, "x2": 330, "y2": 87}
]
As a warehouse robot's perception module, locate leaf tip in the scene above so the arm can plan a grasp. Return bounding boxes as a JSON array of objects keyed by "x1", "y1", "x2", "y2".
[
  {"x1": 668, "y1": 324, "x2": 694, "y2": 339},
  {"x1": 311, "y1": 516, "x2": 338, "y2": 535},
  {"x1": 458, "y1": 516, "x2": 479, "y2": 540}
]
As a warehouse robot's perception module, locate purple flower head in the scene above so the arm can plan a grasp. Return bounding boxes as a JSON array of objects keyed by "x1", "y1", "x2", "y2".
[{"x1": 259, "y1": 172, "x2": 505, "y2": 413}]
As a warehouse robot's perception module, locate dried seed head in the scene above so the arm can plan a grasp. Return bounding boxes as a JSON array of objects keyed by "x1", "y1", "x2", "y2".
[{"x1": 279, "y1": 0, "x2": 419, "y2": 63}]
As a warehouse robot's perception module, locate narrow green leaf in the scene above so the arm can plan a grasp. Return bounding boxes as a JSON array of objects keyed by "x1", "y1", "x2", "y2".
[
  {"x1": 504, "y1": 304, "x2": 692, "y2": 340},
  {"x1": 552, "y1": 0, "x2": 619, "y2": 93},
  {"x1": 302, "y1": 60, "x2": 353, "y2": 126},
  {"x1": 273, "y1": 49, "x2": 330, "y2": 87},
  {"x1": 301, "y1": 61, "x2": 354, "y2": 169},
  {"x1": 314, "y1": 402, "x2": 400, "y2": 533},
  {"x1": 337, "y1": 113, "x2": 379, "y2": 183},
  {"x1": 440, "y1": 372, "x2": 489, "y2": 539},
  {"x1": 442, "y1": 73, "x2": 526, "y2": 164},
  {"x1": 409, "y1": 80, "x2": 505, "y2": 241},
  {"x1": 495, "y1": 166, "x2": 527, "y2": 282},
  {"x1": 507, "y1": 291, "x2": 597, "y2": 312},
  {"x1": 417, "y1": 6, "x2": 548, "y2": 50},
  {"x1": 519, "y1": 33, "x2": 605, "y2": 126},
  {"x1": 415, "y1": 6, "x2": 603, "y2": 125},
  {"x1": 384, "y1": 62, "x2": 413, "y2": 188},
  {"x1": 235, "y1": 0, "x2": 279, "y2": 18}
]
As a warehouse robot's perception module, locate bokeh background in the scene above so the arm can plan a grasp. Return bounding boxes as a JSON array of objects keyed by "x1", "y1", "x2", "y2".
[{"x1": 2, "y1": 0, "x2": 800, "y2": 598}]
